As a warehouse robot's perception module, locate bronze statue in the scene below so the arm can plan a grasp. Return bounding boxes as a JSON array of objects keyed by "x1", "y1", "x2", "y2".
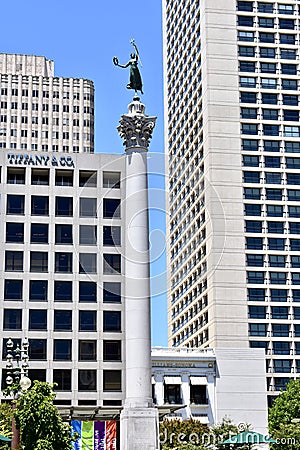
[{"x1": 113, "y1": 40, "x2": 143, "y2": 95}]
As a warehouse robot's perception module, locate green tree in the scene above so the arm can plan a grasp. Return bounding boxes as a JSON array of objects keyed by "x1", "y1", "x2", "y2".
[
  {"x1": 160, "y1": 418, "x2": 208, "y2": 449},
  {"x1": 210, "y1": 417, "x2": 249, "y2": 450},
  {"x1": 269, "y1": 378, "x2": 300, "y2": 450},
  {"x1": 0, "y1": 403, "x2": 12, "y2": 439},
  {"x1": 14, "y1": 381, "x2": 73, "y2": 450}
]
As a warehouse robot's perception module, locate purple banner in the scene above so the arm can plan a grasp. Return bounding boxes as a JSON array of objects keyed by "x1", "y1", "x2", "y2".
[{"x1": 94, "y1": 421, "x2": 105, "y2": 450}]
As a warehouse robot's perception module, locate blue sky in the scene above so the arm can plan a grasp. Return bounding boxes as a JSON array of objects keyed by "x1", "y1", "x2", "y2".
[{"x1": 1, "y1": 0, "x2": 168, "y2": 345}]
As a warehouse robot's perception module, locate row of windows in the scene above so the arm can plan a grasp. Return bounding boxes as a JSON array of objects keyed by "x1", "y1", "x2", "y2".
[
  {"x1": 238, "y1": 2, "x2": 297, "y2": 14},
  {"x1": 242, "y1": 139, "x2": 300, "y2": 152},
  {"x1": 4, "y1": 251, "x2": 121, "y2": 274},
  {"x1": 239, "y1": 46, "x2": 298, "y2": 59},
  {"x1": 0, "y1": 116, "x2": 93, "y2": 127},
  {"x1": 246, "y1": 222, "x2": 300, "y2": 237},
  {"x1": 249, "y1": 305, "x2": 300, "y2": 318},
  {"x1": 251, "y1": 339, "x2": 300, "y2": 355},
  {"x1": 249, "y1": 322, "x2": 300, "y2": 337},
  {"x1": 239, "y1": 31, "x2": 299, "y2": 45},
  {"x1": 247, "y1": 234, "x2": 300, "y2": 247},
  {"x1": 0, "y1": 103, "x2": 94, "y2": 114},
  {"x1": 240, "y1": 77, "x2": 300, "y2": 90},
  {"x1": 238, "y1": 16, "x2": 298, "y2": 29},
  {"x1": 5, "y1": 169, "x2": 120, "y2": 189},
  {"x1": 6, "y1": 195, "x2": 120, "y2": 218},
  {"x1": 244, "y1": 171, "x2": 300, "y2": 184},
  {"x1": 5, "y1": 223, "x2": 120, "y2": 246},
  {"x1": 1, "y1": 368, "x2": 120, "y2": 392},
  {"x1": 245, "y1": 187, "x2": 300, "y2": 200},
  {"x1": 2, "y1": 309, "x2": 121, "y2": 332},
  {"x1": 248, "y1": 287, "x2": 300, "y2": 301},
  {"x1": 241, "y1": 61, "x2": 300, "y2": 75},
  {"x1": 245, "y1": 204, "x2": 300, "y2": 217},
  {"x1": 2, "y1": 338, "x2": 120, "y2": 361},
  {"x1": 241, "y1": 92, "x2": 300, "y2": 104},
  {"x1": 0, "y1": 143, "x2": 93, "y2": 153},
  {"x1": 242, "y1": 124, "x2": 300, "y2": 137},
  {"x1": 0, "y1": 89, "x2": 93, "y2": 101},
  {"x1": 243, "y1": 156, "x2": 300, "y2": 168},
  {"x1": 4, "y1": 280, "x2": 121, "y2": 303},
  {"x1": 247, "y1": 271, "x2": 300, "y2": 284},
  {"x1": 247, "y1": 254, "x2": 300, "y2": 267},
  {"x1": 241, "y1": 109, "x2": 299, "y2": 121}
]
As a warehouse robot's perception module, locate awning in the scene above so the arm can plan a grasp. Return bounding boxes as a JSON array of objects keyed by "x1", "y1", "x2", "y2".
[
  {"x1": 190, "y1": 376, "x2": 208, "y2": 385},
  {"x1": 164, "y1": 376, "x2": 181, "y2": 385},
  {"x1": 193, "y1": 416, "x2": 209, "y2": 424}
]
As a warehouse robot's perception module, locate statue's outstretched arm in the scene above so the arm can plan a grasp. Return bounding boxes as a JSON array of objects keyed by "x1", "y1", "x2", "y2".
[{"x1": 113, "y1": 57, "x2": 130, "y2": 69}]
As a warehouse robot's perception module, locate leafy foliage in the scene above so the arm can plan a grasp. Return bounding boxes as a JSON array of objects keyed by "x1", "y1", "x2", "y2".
[
  {"x1": 269, "y1": 378, "x2": 300, "y2": 450},
  {"x1": 14, "y1": 381, "x2": 73, "y2": 450},
  {"x1": 0, "y1": 403, "x2": 12, "y2": 440}
]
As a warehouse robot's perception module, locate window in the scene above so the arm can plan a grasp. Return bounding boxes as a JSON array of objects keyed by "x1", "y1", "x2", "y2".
[
  {"x1": 79, "y1": 225, "x2": 97, "y2": 245},
  {"x1": 259, "y1": 18, "x2": 274, "y2": 28},
  {"x1": 29, "y1": 339, "x2": 47, "y2": 360},
  {"x1": 267, "y1": 221, "x2": 284, "y2": 233},
  {"x1": 260, "y1": 48, "x2": 276, "y2": 59},
  {"x1": 245, "y1": 204, "x2": 261, "y2": 216},
  {"x1": 265, "y1": 172, "x2": 281, "y2": 184},
  {"x1": 79, "y1": 253, "x2": 97, "y2": 273},
  {"x1": 241, "y1": 108, "x2": 257, "y2": 119},
  {"x1": 259, "y1": 33, "x2": 275, "y2": 43},
  {"x1": 249, "y1": 306, "x2": 266, "y2": 319},
  {"x1": 284, "y1": 110, "x2": 299, "y2": 122},
  {"x1": 103, "y1": 341, "x2": 121, "y2": 361},
  {"x1": 283, "y1": 95, "x2": 298, "y2": 106},
  {"x1": 29, "y1": 310, "x2": 47, "y2": 330},
  {"x1": 103, "y1": 199, "x2": 121, "y2": 218},
  {"x1": 272, "y1": 324, "x2": 289, "y2": 337},
  {"x1": 7, "y1": 195, "x2": 25, "y2": 215},
  {"x1": 238, "y1": 16, "x2": 253, "y2": 27},
  {"x1": 240, "y1": 76, "x2": 256, "y2": 88},
  {"x1": 289, "y1": 206, "x2": 300, "y2": 218},
  {"x1": 103, "y1": 226, "x2": 121, "y2": 246},
  {"x1": 263, "y1": 125, "x2": 279, "y2": 136},
  {"x1": 55, "y1": 197, "x2": 73, "y2": 216},
  {"x1": 30, "y1": 252, "x2": 48, "y2": 272},
  {"x1": 274, "y1": 378, "x2": 289, "y2": 391},
  {"x1": 291, "y1": 239, "x2": 300, "y2": 251},
  {"x1": 282, "y1": 79, "x2": 298, "y2": 91},
  {"x1": 53, "y1": 339, "x2": 72, "y2": 361},
  {"x1": 31, "y1": 224, "x2": 48, "y2": 243},
  {"x1": 278, "y1": 4, "x2": 294, "y2": 14},
  {"x1": 5, "y1": 251, "x2": 23, "y2": 271},
  {"x1": 55, "y1": 253, "x2": 72, "y2": 273},
  {"x1": 295, "y1": 308, "x2": 300, "y2": 319},
  {"x1": 103, "y1": 172, "x2": 121, "y2": 189},
  {"x1": 6, "y1": 223, "x2": 24, "y2": 243},
  {"x1": 289, "y1": 223, "x2": 300, "y2": 234},
  {"x1": 239, "y1": 46, "x2": 255, "y2": 57},
  {"x1": 245, "y1": 221, "x2": 262, "y2": 233},
  {"x1": 242, "y1": 124, "x2": 258, "y2": 135},
  {"x1": 55, "y1": 170, "x2": 73, "y2": 186},
  {"x1": 265, "y1": 157, "x2": 280, "y2": 168},
  {"x1": 4, "y1": 280, "x2": 22, "y2": 300},
  {"x1": 248, "y1": 288, "x2": 265, "y2": 301},
  {"x1": 79, "y1": 311, "x2": 96, "y2": 331},
  {"x1": 243, "y1": 171, "x2": 260, "y2": 183},
  {"x1": 281, "y1": 64, "x2": 297, "y2": 75},
  {"x1": 281, "y1": 49, "x2": 296, "y2": 60},
  {"x1": 79, "y1": 198, "x2": 97, "y2": 217},
  {"x1": 240, "y1": 62, "x2": 256, "y2": 72},
  {"x1": 250, "y1": 341, "x2": 268, "y2": 353},
  {"x1": 238, "y1": 31, "x2": 255, "y2": 42},
  {"x1": 29, "y1": 280, "x2": 47, "y2": 301},
  {"x1": 79, "y1": 281, "x2": 97, "y2": 302},
  {"x1": 103, "y1": 311, "x2": 121, "y2": 332},
  {"x1": 279, "y1": 19, "x2": 295, "y2": 30},
  {"x1": 238, "y1": 2, "x2": 254, "y2": 13},
  {"x1": 286, "y1": 142, "x2": 300, "y2": 153},
  {"x1": 54, "y1": 310, "x2": 72, "y2": 331},
  {"x1": 240, "y1": 92, "x2": 257, "y2": 103},
  {"x1": 103, "y1": 254, "x2": 121, "y2": 274},
  {"x1": 247, "y1": 254, "x2": 264, "y2": 267},
  {"x1": 287, "y1": 173, "x2": 300, "y2": 185},
  {"x1": 31, "y1": 196, "x2": 48, "y2": 215},
  {"x1": 258, "y1": 2, "x2": 273, "y2": 13},
  {"x1": 295, "y1": 342, "x2": 300, "y2": 354},
  {"x1": 274, "y1": 360, "x2": 291, "y2": 374},
  {"x1": 271, "y1": 289, "x2": 287, "y2": 302},
  {"x1": 3, "y1": 309, "x2": 22, "y2": 330},
  {"x1": 244, "y1": 188, "x2": 261, "y2": 199},
  {"x1": 249, "y1": 323, "x2": 266, "y2": 336},
  {"x1": 242, "y1": 139, "x2": 258, "y2": 151},
  {"x1": 284, "y1": 126, "x2": 300, "y2": 137},
  {"x1": 273, "y1": 342, "x2": 290, "y2": 356},
  {"x1": 262, "y1": 93, "x2": 277, "y2": 105},
  {"x1": 55, "y1": 224, "x2": 72, "y2": 244},
  {"x1": 262, "y1": 109, "x2": 278, "y2": 121},
  {"x1": 292, "y1": 273, "x2": 300, "y2": 285},
  {"x1": 266, "y1": 189, "x2": 282, "y2": 200},
  {"x1": 31, "y1": 169, "x2": 49, "y2": 185},
  {"x1": 78, "y1": 370, "x2": 96, "y2": 391},
  {"x1": 103, "y1": 370, "x2": 121, "y2": 391},
  {"x1": 54, "y1": 281, "x2": 72, "y2": 302},
  {"x1": 79, "y1": 171, "x2": 97, "y2": 187},
  {"x1": 280, "y1": 34, "x2": 295, "y2": 45},
  {"x1": 53, "y1": 369, "x2": 72, "y2": 391},
  {"x1": 270, "y1": 272, "x2": 287, "y2": 285},
  {"x1": 79, "y1": 340, "x2": 96, "y2": 361},
  {"x1": 267, "y1": 205, "x2": 283, "y2": 217},
  {"x1": 269, "y1": 255, "x2": 286, "y2": 268},
  {"x1": 103, "y1": 282, "x2": 121, "y2": 303},
  {"x1": 295, "y1": 325, "x2": 300, "y2": 337},
  {"x1": 291, "y1": 256, "x2": 300, "y2": 268},
  {"x1": 246, "y1": 237, "x2": 263, "y2": 249},
  {"x1": 247, "y1": 271, "x2": 264, "y2": 284},
  {"x1": 7, "y1": 168, "x2": 25, "y2": 184},
  {"x1": 261, "y1": 63, "x2": 276, "y2": 74}
]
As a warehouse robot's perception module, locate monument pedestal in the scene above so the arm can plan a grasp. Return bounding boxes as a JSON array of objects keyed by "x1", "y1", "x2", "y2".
[{"x1": 120, "y1": 406, "x2": 159, "y2": 450}]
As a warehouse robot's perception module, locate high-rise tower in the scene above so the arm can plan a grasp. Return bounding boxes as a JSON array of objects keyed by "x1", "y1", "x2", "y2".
[{"x1": 163, "y1": 0, "x2": 300, "y2": 401}]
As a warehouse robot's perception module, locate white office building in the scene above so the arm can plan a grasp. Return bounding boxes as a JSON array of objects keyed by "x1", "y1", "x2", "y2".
[{"x1": 163, "y1": 0, "x2": 300, "y2": 403}]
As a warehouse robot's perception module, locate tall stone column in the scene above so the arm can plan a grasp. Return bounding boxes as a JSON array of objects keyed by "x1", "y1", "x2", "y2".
[{"x1": 118, "y1": 96, "x2": 159, "y2": 450}]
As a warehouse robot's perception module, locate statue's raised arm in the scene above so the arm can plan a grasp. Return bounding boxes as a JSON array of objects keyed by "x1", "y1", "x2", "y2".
[{"x1": 113, "y1": 40, "x2": 143, "y2": 95}]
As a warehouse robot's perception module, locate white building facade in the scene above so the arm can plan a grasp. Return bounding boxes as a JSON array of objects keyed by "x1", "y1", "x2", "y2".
[{"x1": 163, "y1": 0, "x2": 300, "y2": 403}]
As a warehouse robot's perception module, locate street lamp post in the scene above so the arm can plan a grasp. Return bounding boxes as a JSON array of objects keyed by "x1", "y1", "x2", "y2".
[{"x1": 5, "y1": 338, "x2": 31, "y2": 450}]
